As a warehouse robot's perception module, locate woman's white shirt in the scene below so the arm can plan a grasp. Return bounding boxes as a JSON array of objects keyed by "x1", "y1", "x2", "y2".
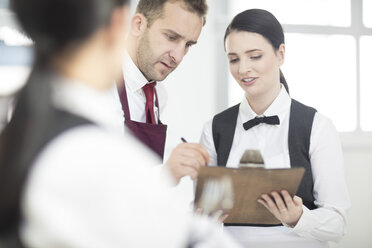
[{"x1": 200, "y1": 87, "x2": 350, "y2": 247}]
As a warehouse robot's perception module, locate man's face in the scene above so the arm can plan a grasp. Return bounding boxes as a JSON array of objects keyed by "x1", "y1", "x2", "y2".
[{"x1": 136, "y1": 1, "x2": 203, "y2": 81}]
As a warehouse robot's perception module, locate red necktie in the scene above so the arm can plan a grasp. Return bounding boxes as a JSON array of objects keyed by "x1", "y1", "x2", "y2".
[{"x1": 142, "y1": 82, "x2": 157, "y2": 124}]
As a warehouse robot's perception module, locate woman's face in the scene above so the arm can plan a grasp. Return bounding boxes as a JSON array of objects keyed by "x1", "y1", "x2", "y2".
[{"x1": 225, "y1": 31, "x2": 285, "y2": 100}]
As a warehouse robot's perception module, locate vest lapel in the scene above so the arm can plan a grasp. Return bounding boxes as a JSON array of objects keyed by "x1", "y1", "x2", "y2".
[
  {"x1": 288, "y1": 99, "x2": 317, "y2": 209},
  {"x1": 212, "y1": 104, "x2": 240, "y2": 166}
]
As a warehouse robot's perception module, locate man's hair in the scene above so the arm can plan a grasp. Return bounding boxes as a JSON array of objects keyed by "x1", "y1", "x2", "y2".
[{"x1": 136, "y1": 0, "x2": 208, "y2": 26}]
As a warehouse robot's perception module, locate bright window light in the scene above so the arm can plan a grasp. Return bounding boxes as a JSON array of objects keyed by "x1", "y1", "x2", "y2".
[
  {"x1": 0, "y1": 26, "x2": 32, "y2": 46},
  {"x1": 0, "y1": 66, "x2": 30, "y2": 95},
  {"x1": 0, "y1": 0, "x2": 8, "y2": 9},
  {"x1": 360, "y1": 36, "x2": 372, "y2": 131},
  {"x1": 230, "y1": 0, "x2": 351, "y2": 27},
  {"x1": 283, "y1": 34, "x2": 357, "y2": 132},
  {"x1": 363, "y1": 0, "x2": 372, "y2": 27}
]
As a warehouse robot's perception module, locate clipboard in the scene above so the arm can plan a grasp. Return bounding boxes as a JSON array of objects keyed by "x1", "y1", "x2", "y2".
[{"x1": 194, "y1": 166, "x2": 305, "y2": 225}]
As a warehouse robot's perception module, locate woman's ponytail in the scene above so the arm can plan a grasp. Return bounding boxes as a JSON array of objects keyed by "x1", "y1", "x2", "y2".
[{"x1": 279, "y1": 69, "x2": 289, "y2": 94}]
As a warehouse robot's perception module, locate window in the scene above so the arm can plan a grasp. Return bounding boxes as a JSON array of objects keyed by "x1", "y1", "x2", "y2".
[
  {"x1": 363, "y1": 0, "x2": 372, "y2": 27},
  {"x1": 228, "y1": 0, "x2": 372, "y2": 133},
  {"x1": 283, "y1": 34, "x2": 357, "y2": 131},
  {"x1": 230, "y1": 0, "x2": 351, "y2": 27},
  {"x1": 360, "y1": 36, "x2": 372, "y2": 131},
  {"x1": 0, "y1": 0, "x2": 8, "y2": 8},
  {"x1": 0, "y1": 1, "x2": 33, "y2": 96}
]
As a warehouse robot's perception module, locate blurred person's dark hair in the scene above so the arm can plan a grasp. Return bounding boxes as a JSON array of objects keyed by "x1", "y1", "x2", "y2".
[
  {"x1": 12, "y1": 0, "x2": 129, "y2": 63},
  {"x1": 224, "y1": 9, "x2": 289, "y2": 94},
  {"x1": 0, "y1": 0, "x2": 129, "y2": 243},
  {"x1": 136, "y1": 0, "x2": 208, "y2": 26}
]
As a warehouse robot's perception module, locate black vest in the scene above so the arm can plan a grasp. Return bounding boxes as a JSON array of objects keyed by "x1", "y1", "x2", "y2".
[
  {"x1": 0, "y1": 105, "x2": 93, "y2": 247},
  {"x1": 212, "y1": 99, "x2": 317, "y2": 213}
]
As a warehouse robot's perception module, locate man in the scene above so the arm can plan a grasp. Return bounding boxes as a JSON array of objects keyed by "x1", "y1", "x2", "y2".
[{"x1": 116, "y1": 0, "x2": 209, "y2": 184}]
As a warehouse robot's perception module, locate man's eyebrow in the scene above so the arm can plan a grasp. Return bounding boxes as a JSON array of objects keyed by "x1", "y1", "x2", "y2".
[
  {"x1": 163, "y1": 29, "x2": 198, "y2": 45},
  {"x1": 163, "y1": 29, "x2": 183, "y2": 39}
]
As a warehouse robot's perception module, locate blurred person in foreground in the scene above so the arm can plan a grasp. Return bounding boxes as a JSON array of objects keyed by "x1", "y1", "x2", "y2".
[{"x1": 0, "y1": 0, "x2": 242, "y2": 247}]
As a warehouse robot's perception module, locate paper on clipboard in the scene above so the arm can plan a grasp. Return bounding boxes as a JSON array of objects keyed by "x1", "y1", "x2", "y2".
[{"x1": 194, "y1": 166, "x2": 305, "y2": 225}]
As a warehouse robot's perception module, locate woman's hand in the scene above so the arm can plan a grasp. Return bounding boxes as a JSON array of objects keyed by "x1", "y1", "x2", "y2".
[{"x1": 257, "y1": 190, "x2": 303, "y2": 227}]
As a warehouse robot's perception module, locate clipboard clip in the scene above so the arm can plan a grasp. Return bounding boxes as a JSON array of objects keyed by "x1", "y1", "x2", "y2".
[
  {"x1": 196, "y1": 176, "x2": 234, "y2": 216},
  {"x1": 238, "y1": 149, "x2": 264, "y2": 168}
]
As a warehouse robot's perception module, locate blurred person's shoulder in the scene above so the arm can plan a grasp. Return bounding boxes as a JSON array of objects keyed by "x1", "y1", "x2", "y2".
[{"x1": 31, "y1": 124, "x2": 164, "y2": 182}]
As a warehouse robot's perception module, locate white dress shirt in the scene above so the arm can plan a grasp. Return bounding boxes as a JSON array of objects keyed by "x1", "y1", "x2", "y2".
[
  {"x1": 20, "y1": 76, "x2": 242, "y2": 248},
  {"x1": 200, "y1": 87, "x2": 350, "y2": 248},
  {"x1": 111, "y1": 52, "x2": 168, "y2": 131}
]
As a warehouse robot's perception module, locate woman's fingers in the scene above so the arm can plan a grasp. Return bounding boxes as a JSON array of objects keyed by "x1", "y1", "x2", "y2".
[
  {"x1": 259, "y1": 193, "x2": 280, "y2": 217},
  {"x1": 271, "y1": 191, "x2": 287, "y2": 213},
  {"x1": 258, "y1": 191, "x2": 304, "y2": 226}
]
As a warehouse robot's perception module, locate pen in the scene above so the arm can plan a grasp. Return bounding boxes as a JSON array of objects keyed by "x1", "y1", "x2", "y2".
[{"x1": 181, "y1": 137, "x2": 187, "y2": 143}]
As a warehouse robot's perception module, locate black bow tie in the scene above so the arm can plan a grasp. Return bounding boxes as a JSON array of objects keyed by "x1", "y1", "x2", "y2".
[{"x1": 243, "y1": 115, "x2": 280, "y2": 130}]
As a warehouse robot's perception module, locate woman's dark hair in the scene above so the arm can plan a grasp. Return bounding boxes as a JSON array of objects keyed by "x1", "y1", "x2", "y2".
[
  {"x1": 224, "y1": 9, "x2": 289, "y2": 93},
  {"x1": 11, "y1": 0, "x2": 129, "y2": 62},
  {"x1": 0, "y1": 0, "x2": 129, "y2": 240}
]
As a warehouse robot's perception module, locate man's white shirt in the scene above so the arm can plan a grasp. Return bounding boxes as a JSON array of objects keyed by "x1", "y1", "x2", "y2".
[{"x1": 111, "y1": 52, "x2": 168, "y2": 133}]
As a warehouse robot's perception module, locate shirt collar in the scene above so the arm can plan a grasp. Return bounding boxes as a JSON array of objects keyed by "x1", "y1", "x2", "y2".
[
  {"x1": 239, "y1": 86, "x2": 291, "y2": 124},
  {"x1": 122, "y1": 51, "x2": 150, "y2": 92},
  {"x1": 52, "y1": 73, "x2": 123, "y2": 134}
]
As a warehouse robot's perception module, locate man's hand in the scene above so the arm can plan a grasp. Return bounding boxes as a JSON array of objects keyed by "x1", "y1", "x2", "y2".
[
  {"x1": 164, "y1": 143, "x2": 210, "y2": 184},
  {"x1": 195, "y1": 208, "x2": 229, "y2": 223},
  {"x1": 257, "y1": 190, "x2": 303, "y2": 227}
]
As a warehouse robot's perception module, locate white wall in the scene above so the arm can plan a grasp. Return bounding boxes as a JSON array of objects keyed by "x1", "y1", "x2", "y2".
[{"x1": 331, "y1": 141, "x2": 372, "y2": 248}]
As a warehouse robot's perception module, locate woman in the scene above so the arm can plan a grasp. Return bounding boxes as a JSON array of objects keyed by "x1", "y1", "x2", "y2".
[
  {"x1": 200, "y1": 9, "x2": 350, "y2": 248},
  {"x1": 0, "y1": 1, "x2": 242, "y2": 247}
]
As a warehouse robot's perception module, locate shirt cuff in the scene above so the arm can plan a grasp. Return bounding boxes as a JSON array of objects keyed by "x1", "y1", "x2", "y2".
[{"x1": 291, "y1": 205, "x2": 318, "y2": 236}]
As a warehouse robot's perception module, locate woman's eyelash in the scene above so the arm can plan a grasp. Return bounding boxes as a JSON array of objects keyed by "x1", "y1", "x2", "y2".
[{"x1": 250, "y1": 55, "x2": 262, "y2": 60}]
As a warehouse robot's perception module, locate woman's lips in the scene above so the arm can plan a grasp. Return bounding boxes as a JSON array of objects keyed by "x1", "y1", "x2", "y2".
[{"x1": 241, "y1": 77, "x2": 258, "y2": 86}]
